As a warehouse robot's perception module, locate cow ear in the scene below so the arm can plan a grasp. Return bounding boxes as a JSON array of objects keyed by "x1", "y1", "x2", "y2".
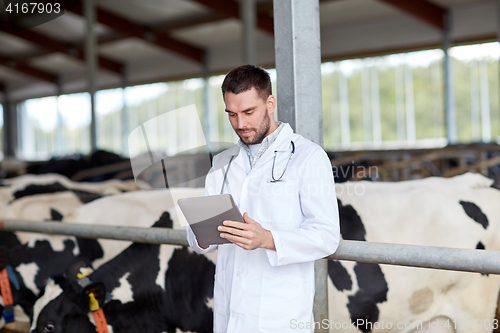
[
  {"x1": 65, "y1": 259, "x2": 92, "y2": 281},
  {"x1": 82, "y1": 283, "x2": 107, "y2": 310}
]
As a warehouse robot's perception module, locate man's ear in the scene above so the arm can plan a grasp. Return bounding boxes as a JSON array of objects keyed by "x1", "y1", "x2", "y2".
[
  {"x1": 267, "y1": 94, "x2": 276, "y2": 113},
  {"x1": 81, "y1": 283, "x2": 107, "y2": 310}
]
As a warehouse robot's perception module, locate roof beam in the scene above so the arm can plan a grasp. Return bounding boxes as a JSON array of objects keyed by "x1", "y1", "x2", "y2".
[
  {"x1": 377, "y1": 0, "x2": 447, "y2": 30},
  {"x1": 0, "y1": 24, "x2": 124, "y2": 74},
  {"x1": 190, "y1": 0, "x2": 274, "y2": 35},
  {"x1": 70, "y1": 1, "x2": 204, "y2": 63},
  {"x1": 152, "y1": 12, "x2": 225, "y2": 32},
  {"x1": 0, "y1": 55, "x2": 58, "y2": 82}
]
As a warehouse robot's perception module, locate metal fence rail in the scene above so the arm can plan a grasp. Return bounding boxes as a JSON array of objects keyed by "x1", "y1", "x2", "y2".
[
  {"x1": 329, "y1": 240, "x2": 500, "y2": 275},
  {"x1": 0, "y1": 219, "x2": 189, "y2": 247},
  {"x1": 2, "y1": 219, "x2": 500, "y2": 274}
]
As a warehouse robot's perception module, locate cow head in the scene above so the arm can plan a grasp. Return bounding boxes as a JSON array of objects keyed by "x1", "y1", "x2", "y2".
[{"x1": 30, "y1": 278, "x2": 105, "y2": 333}]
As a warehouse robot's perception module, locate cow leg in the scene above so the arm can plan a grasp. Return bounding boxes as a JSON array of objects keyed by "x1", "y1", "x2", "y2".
[{"x1": 409, "y1": 316, "x2": 456, "y2": 333}]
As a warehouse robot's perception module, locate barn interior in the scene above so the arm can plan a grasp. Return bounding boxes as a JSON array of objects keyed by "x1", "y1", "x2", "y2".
[
  {"x1": 0, "y1": 0, "x2": 499, "y2": 187},
  {"x1": 1, "y1": 0, "x2": 500, "y2": 332}
]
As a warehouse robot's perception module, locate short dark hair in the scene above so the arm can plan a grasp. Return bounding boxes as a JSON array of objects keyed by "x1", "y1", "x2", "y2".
[{"x1": 221, "y1": 65, "x2": 272, "y2": 101}]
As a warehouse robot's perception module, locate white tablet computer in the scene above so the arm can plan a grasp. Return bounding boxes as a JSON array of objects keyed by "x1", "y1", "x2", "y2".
[{"x1": 177, "y1": 194, "x2": 244, "y2": 246}]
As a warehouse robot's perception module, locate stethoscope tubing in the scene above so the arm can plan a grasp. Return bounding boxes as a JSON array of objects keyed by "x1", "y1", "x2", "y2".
[{"x1": 220, "y1": 141, "x2": 295, "y2": 193}]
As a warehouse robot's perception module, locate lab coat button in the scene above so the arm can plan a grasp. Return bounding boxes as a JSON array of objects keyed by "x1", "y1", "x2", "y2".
[
  {"x1": 236, "y1": 271, "x2": 241, "y2": 277},
  {"x1": 232, "y1": 312, "x2": 238, "y2": 319},
  {"x1": 279, "y1": 258, "x2": 283, "y2": 262}
]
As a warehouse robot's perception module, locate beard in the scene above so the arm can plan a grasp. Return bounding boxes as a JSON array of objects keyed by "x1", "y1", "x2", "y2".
[{"x1": 236, "y1": 110, "x2": 271, "y2": 145}]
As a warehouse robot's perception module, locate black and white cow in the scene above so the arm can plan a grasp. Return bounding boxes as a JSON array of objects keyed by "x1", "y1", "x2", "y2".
[
  {"x1": 30, "y1": 212, "x2": 215, "y2": 333},
  {"x1": 0, "y1": 231, "x2": 104, "y2": 324},
  {"x1": 0, "y1": 182, "x2": 104, "y2": 326},
  {"x1": 0, "y1": 173, "x2": 145, "y2": 201},
  {"x1": 0, "y1": 173, "x2": 147, "y2": 245},
  {"x1": 0, "y1": 187, "x2": 205, "y2": 328},
  {"x1": 328, "y1": 172, "x2": 500, "y2": 333}
]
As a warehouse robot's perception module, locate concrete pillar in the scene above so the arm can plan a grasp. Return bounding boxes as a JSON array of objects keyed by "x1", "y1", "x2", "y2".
[
  {"x1": 274, "y1": 0, "x2": 323, "y2": 146},
  {"x1": 273, "y1": 1, "x2": 328, "y2": 331},
  {"x1": 239, "y1": 0, "x2": 256, "y2": 65}
]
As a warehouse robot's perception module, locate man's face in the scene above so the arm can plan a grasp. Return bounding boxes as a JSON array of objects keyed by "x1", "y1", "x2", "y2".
[{"x1": 224, "y1": 87, "x2": 276, "y2": 145}]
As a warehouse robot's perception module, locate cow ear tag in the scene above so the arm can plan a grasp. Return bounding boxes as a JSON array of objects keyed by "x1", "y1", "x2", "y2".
[
  {"x1": 88, "y1": 292, "x2": 100, "y2": 312},
  {"x1": 0, "y1": 268, "x2": 14, "y2": 323},
  {"x1": 88, "y1": 292, "x2": 109, "y2": 333},
  {"x1": 77, "y1": 267, "x2": 94, "y2": 279}
]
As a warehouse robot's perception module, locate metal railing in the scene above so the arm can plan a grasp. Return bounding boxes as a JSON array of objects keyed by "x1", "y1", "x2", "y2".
[{"x1": 2, "y1": 219, "x2": 500, "y2": 332}]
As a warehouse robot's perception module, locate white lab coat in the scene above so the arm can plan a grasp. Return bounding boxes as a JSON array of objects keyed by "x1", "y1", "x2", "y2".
[{"x1": 187, "y1": 124, "x2": 340, "y2": 333}]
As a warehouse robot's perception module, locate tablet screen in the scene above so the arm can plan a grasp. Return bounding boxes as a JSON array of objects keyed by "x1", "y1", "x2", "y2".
[{"x1": 178, "y1": 194, "x2": 244, "y2": 246}]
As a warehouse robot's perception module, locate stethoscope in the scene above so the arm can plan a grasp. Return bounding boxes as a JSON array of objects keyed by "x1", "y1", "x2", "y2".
[{"x1": 220, "y1": 141, "x2": 295, "y2": 194}]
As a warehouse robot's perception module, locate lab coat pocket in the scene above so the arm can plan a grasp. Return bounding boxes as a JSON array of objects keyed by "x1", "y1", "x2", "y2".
[
  {"x1": 259, "y1": 271, "x2": 312, "y2": 332},
  {"x1": 213, "y1": 270, "x2": 228, "y2": 333},
  {"x1": 255, "y1": 179, "x2": 298, "y2": 224}
]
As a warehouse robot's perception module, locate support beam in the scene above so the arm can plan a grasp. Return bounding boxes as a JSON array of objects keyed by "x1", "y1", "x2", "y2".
[
  {"x1": 85, "y1": 0, "x2": 98, "y2": 153},
  {"x1": 191, "y1": 0, "x2": 274, "y2": 35},
  {"x1": 479, "y1": 58, "x2": 491, "y2": 143},
  {"x1": 377, "y1": 0, "x2": 446, "y2": 30},
  {"x1": 395, "y1": 59, "x2": 406, "y2": 142},
  {"x1": 0, "y1": 85, "x2": 17, "y2": 158},
  {"x1": 273, "y1": 1, "x2": 326, "y2": 332},
  {"x1": 442, "y1": 11, "x2": 457, "y2": 144},
  {"x1": 274, "y1": 0, "x2": 323, "y2": 145},
  {"x1": 469, "y1": 59, "x2": 480, "y2": 142},
  {"x1": 339, "y1": 66, "x2": 350, "y2": 150},
  {"x1": 0, "y1": 24, "x2": 123, "y2": 74},
  {"x1": 56, "y1": 80, "x2": 63, "y2": 156},
  {"x1": 239, "y1": 0, "x2": 257, "y2": 65},
  {"x1": 361, "y1": 64, "x2": 371, "y2": 143},
  {"x1": 370, "y1": 65, "x2": 382, "y2": 146},
  {"x1": 202, "y1": 51, "x2": 211, "y2": 149},
  {"x1": 121, "y1": 68, "x2": 129, "y2": 156},
  {"x1": 404, "y1": 61, "x2": 416, "y2": 144},
  {"x1": 70, "y1": 1, "x2": 204, "y2": 63},
  {"x1": 0, "y1": 55, "x2": 58, "y2": 82},
  {"x1": 497, "y1": 0, "x2": 500, "y2": 133}
]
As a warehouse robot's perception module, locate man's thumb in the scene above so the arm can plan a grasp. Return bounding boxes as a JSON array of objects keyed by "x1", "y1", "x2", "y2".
[{"x1": 243, "y1": 212, "x2": 255, "y2": 223}]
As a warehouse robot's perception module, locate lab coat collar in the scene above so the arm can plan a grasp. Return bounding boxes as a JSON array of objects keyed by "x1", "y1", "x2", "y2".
[
  {"x1": 249, "y1": 123, "x2": 294, "y2": 170},
  {"x1": 215, "y1": 124, "x2": 294, "y2": 201},
  {"x1": 269, "y1": 123, "x2": 294, "y2": 152}
]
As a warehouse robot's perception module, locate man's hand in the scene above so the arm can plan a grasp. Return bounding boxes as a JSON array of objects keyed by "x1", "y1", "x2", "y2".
[{"x1": 218, "y1": 212, "x2": 276, "y2": 251}]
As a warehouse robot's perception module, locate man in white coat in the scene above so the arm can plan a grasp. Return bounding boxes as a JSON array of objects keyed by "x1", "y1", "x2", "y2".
[{"x1": 187, "y1": 65, "x2": 340, "y2": 333}]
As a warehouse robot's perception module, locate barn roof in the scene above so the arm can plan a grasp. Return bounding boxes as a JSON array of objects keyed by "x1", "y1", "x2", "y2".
[{"x1": 0, "y1": 0, "x2": 497, "y2": 103}]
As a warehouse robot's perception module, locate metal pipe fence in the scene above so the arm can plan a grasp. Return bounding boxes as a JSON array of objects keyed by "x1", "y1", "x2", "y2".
[
  {"x1": 3, "y1": 219, "x2": 500, "y2": 274},
  {"x1": 2, "y1": 218, "x2": 500, "y2": 331}
]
